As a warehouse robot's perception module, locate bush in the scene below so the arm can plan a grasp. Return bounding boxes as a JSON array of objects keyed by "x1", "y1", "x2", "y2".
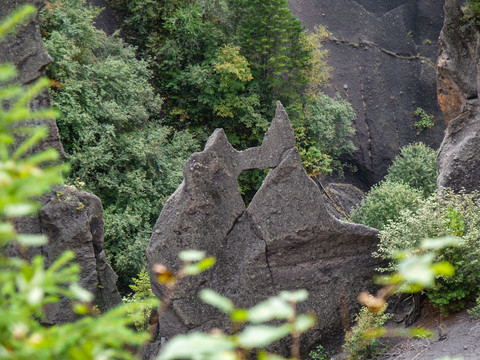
[
  {"x1": 375, "y1": 190, "x2": 480, "y2": 315},
  {"x1": 385, "y1": 142, "x2": 438, "y2": 197},
  {"x1": 343, "y1": 304, "x2": 392, "y2": 360},
  {"x1": 412, "y1": 108, "x2": 435, "y2": 135},
  {"x1": 351, "y1": 181, "x2": 423, "y2": 230},
  {"x1": 297, "y1": 93, "x2": 356, "y2": 177}
]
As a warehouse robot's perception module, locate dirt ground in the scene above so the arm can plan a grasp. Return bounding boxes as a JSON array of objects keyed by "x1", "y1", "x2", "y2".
[{"x1": 380, "y1": 308, "x2": 480, "y2": 360}]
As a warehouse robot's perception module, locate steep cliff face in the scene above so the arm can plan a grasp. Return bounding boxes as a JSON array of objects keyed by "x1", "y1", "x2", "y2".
[
  {"x1": 289, "y1": 0, "x2": 446, "y2": 186},
  {"x1": 436, "y1": 0, "x2": 480, "y2": 193}
]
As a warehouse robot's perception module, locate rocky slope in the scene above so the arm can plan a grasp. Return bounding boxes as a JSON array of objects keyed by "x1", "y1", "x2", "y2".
[{"x1": 289, "y1": 0, "x2": 446, "y2": 187}]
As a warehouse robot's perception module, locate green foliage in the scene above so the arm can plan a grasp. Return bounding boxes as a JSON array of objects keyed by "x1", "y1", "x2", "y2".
[
  {"x1": 123, "y1": 269, "x2": 159, "y2": 331},
  {"x1": 41, "y1": 0, "x2": 200, "y2": 292},
  {"x1": 0, "y1": 7, "x2": 148, "y2": 358},
  {"x1": 308, "y1": 345, "x2": 331, "y2": 360},
  {"x1": 375, "y1": 190, "x2": 480, "y2": 315},
  {"x1": 343, "y1": 305, "x2": 392, "y2": 360},
  {"x1": 463, "y1": 0, "x2": 480, "y2": 25},
  {"x1": 355, "y1": 237, "x2": 458, "y2": 349},
  {"x1": 159, "y1": 289, "x2": 315, "y2": 360},
  {"x1": 233, "y1": 0, "x2": 311, "y2": 107},
  {"x1": 298, "y1": 93, "x2": 356, "y2": 177},
  {"x1": 467, "y1": 295, "x2": 480, "y2": 318},
  {"x1": 384, "y1": 142, "x2": 438, "y2": 197},
  {"x1": 351, "y1": 180, "x2": 423, "y2": 230},
  {"x1": 301, "y1": 25, "x2": 331, "y2": 97},
  {"x1": 412, "y1": 107, "x2": 435, "y2": 135}
]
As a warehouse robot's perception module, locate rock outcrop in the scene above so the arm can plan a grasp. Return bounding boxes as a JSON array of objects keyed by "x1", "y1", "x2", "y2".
[
  {"x1": 146, "y1": 103, "x2": 383, "y2": 357},
  {"x1": 0, "y1": 0, "x2": 64, "y2": 158},
  {"x1": 436, "y1": 0, "x2": 480, "y2": 193},
  {"x1": 321, "y1": 182, "x2": 365, "y2": 219},
  {"x1": 40, "y1": 187, "x2": 122, "y2": 323},
  {"x1": 1, "y1": 0, "x2": 122, "y2": 323},
  {"x1": 11, "y1": 187, "x2": 123, "y2": 324},
  {"x1": 289, "y1": 0, "x2": 446, "y2": 187}
]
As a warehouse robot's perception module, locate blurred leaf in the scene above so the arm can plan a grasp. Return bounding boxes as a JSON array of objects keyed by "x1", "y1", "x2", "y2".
[
  {"x1": 237, "y1": 325, "x2": 291, "y2": 348},
  {"x1": 231, "y1": 309, "x2": 248, "y2": 323},
  {"x1": 257, "y1": 351, "x2": 288, "y2": 360},
  {"x1": 421, "y1": 236, "x2": 461, "y2": 250},
  {"x1": 279, "y1": 289, "x2": 308, "y2": 303},
  {"x1": 199, "y1": 289, "x2": 234, "y2": 313},
  {"x1": 16, "y1": 234, "x2": 48, "y2": 247},
  {"x1": 159, "y1": 332, "x2": 234, "y2": 360},
  {"x1": 0, "y1": 4, "x2": 35, "y2": 39},
  {"x1": 431, "y1": 261, "x2": 455, "y2": 277},
  {"x1": 4, "y1": 203, "x2": 38, "y2": 217},
  {"x1": 294, "y1": 314, "x2": 316, "y2": 332},
  {"x1": 398, "y1": 253, "x2": 436, "y2": 287},
  {"x1": 70, "y1": 283, "x2": 94, "y2": 302},
  {"x1": 184, "y1": 257, "x2": 216, "y2": 275},
  {"x1": 179, "y1": 249, "x2": 206, "y2": 262},
  {"x1": 248, "y1": 297, "x2": 293, "y2": 323},
  {"x1": 0, "y1": 64, "x2": 17, "y2": 81},
  {"x1": 73, "y1": 303, "x2": 90, "y2": 315},
  {"x1": 409, "y1": 327, "x2": 434, "y2": 339}
]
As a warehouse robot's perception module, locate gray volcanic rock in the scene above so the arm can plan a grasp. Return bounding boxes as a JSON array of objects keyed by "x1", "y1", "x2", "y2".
[
  {"x1": 10, "y1": 187, "x2": 123, "y2": 324},
  {"x1": 288, "y1": 0, "x2": 446, "y2": 186},
  {"x1": 40, "y1": 187, "x2": 122, "y2": 323},
  {"x1": 0, "y1": 0, "x2": 64, "y2": 158},
  {"x1": 322, "y1": 182, "x2": 365, "y2": 219},
  {"x1": 146, "y1": 103, "x2": 382, "y2": 357},
  {"x1": 436, "y1": 0, "x2": 480, "y2": 193}
]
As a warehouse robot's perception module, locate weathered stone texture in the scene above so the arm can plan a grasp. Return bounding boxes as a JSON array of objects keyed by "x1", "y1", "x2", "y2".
[
  {"x1": 288, "y1": 0, "x2": 446, "y2": 186},
  {"x1": 436, "y1": 0, "x2": 480, "y2": 193},
  {"x1": 41, "y1": 187, "x2": 122, "y2": 323},
  {"x1": 322, "y1": 182, "x2": 365, "y2": 219},
  {"x1": 146, "y1": 103, "x2": 382, "y2": 357},
  {"x1": 9, "y1": 187, "x2": 123, "y2": 324}
]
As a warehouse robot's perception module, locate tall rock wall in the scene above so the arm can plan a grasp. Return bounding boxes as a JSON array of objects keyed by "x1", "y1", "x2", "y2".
[
  {"x1": 1, "y1": 0, "x2": 122, "y2": 323},
  {"x1": 436, "y1": 0, "x2": 480, "y2": 193},
  {"x1": 146, "y1": 103, "x2": 383, "y2": 358},
  {"x1": 289, "y1": 0, "x2": 446, "y2": 186}
]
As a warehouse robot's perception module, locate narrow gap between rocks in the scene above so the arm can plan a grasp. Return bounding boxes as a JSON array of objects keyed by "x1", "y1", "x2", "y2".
[{"x1": 237, "y1": 168, "x2": 269, "y2": 207}]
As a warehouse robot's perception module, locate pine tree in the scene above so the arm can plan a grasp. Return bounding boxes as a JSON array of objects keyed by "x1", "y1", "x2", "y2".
[{"x1": 231, "y1": 0, "x2": 311, "y2": 108}]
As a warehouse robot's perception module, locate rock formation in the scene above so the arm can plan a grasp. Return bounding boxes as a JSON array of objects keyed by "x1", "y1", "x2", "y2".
[
  {"x1": 1, "y1": 0, "x2": 122, "y2": 323},
  {"x1": 146, "y1": 103, "x2": 383, "y2": 357},
  {"x1": 321, "y1": 182, "x2": 365, "y2": 219},
  {"x1": 436, "y1": 0, "x2": 480, "y2": 193},
  {"x1": 289, "y1": 0, "x2": 446, "y2": 187},
  {"x1": 0, "y1": 0, "x2": 64, "y2": 158},
  {"x1": 11, "y1": 187, "x2": 123, "y2": 324}
]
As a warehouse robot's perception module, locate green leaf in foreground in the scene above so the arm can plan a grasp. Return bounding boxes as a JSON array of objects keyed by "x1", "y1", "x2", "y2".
[
  {"x1": 247, "y1": 297, "x2": 293, "y2": 323},
  {"x1": 236, "y1": 325, "x2": 291, "y2": 348},
  {"x1": 159, "y1": 332, "x2": 235, "y2": 360},
  {"x1": 199, "y1": 289, "x2": 235, "y2": 314}
]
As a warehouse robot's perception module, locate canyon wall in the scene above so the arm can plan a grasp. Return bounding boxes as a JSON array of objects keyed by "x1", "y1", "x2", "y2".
[{"x1": 290, "y1": 0, "x2": 446, "y2": 187}]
